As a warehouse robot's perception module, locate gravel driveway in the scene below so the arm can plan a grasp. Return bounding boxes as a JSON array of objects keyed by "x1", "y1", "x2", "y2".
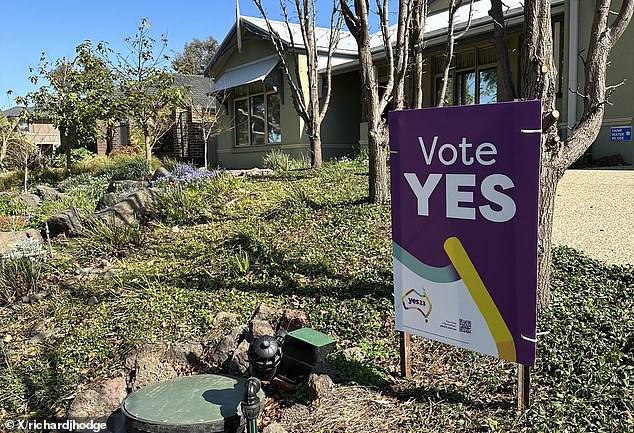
[{"x1": 552, "y1": 168, "x2": 634, "y2": 266}]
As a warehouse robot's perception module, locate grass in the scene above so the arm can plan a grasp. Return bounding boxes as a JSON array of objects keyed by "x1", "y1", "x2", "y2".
[{"x1": 0, "y1": 157, "x2": 631, "y2": 432}]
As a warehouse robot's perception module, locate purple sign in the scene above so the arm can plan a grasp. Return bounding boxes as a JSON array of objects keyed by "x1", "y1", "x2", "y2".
[{"x1": 388, "y1": 101, "x2": 541, "y2": 366}]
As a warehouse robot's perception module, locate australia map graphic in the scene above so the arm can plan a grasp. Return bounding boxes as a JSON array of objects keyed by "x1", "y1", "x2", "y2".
[{"x1": 393, "y1": 237, "x2": 517, "y2": 363}]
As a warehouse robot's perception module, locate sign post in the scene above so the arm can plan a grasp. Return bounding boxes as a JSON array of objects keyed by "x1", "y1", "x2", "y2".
[{"x1": 388, "y1": 101, "x2": 541, "y2": 384}]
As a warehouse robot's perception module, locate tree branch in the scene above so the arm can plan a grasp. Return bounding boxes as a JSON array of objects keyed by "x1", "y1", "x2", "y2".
[{"x1": 610, "y1": 0, "x2": 634, "y2": 45}]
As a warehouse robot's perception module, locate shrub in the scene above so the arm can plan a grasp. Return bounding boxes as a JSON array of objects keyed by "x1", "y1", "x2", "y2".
[
  {"x1": 0, "y1": 194, "x2": 30, "y2": 217},
  {"x1": 0, "y1": 238, "x2": 45, "y2": 304},
  {"x1": 79, "y1": 217, "x2": 146, "y2": 258},
  {"x1": 93, "y1": 155, "x2": 148, "y2": 181},
  {"x1": 159, "y1": 156, "x2": 180, "y2": 172},
  {"x1": 150, "y1": 182, "x2": 209, "y2": 225},
  {"x1": 108, "y1": 145, "x2": 143, "y2": 157},
  {"x1": 51, "y1": 147, "x2": 95, "y2": 168},
  {"x1": 0, "y1": 170, "x2": 22, "y2": 191}
]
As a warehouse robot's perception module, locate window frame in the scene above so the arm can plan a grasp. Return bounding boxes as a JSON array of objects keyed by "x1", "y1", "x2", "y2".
[
  {"x1": 434, "y1": 46, "x2": 499, "y2": 107},
  {"x1": 233, "y1": 82, "x2": 282, "y2": 147}
]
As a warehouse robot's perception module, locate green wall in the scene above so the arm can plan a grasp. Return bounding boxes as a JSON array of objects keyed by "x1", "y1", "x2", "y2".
[
  {"x1": 565, "y1": 1, "x2": 634, "y2": 164},
  {"x1": 321, "y1": 70, "x2": 362, "y2": 159},
  {"x1": 214, "y1": 38, "x2": 308, "y2": 169}
]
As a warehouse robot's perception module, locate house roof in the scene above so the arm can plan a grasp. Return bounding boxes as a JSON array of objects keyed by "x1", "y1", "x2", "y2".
[
  {"x1": 240, "y1": 16, "x2": 359, "y2": 55},
  {"x1": 204, "y1": 15, "x2": 358, "y2": 77},
  {"x1": 207, "y1": 0, "x2": 566, "y2": 79},
  {"x1": 174, "y1": 74, "x2": 215, "y2": 107}
]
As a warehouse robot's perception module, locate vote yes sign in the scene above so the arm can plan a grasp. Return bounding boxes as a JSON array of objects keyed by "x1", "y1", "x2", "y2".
[{"x1": 388, "y1": 101, "x2": 541, "y2": 366}]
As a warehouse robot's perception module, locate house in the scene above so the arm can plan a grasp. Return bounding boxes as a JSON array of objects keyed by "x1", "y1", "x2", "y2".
[
  {"x1": 205, "y1": 16, "x2": 362, "y2": 168},
  {"x1": 2, "y1": 106, "x2": 61, "y2": 155},
  {"x1": 206, "y1": 0, "x2": 634, "y2": 168},
  {"x1": 154, "y1": 74, "x2": 218, "y2": 167}
]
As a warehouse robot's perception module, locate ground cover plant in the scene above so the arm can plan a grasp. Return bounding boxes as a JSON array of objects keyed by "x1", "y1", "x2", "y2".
[{"x1": 0, "y1": 156, "x2": 631, "y2": 432}]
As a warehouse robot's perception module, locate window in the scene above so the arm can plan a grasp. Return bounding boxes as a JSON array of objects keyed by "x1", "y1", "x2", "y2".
[
  {"x1": 235, "y1": 99, "x2": 249, "y2": 146},
  {"x1": 234, "y1": 84, "x2": 282, "y2": 147},
  {"x1": 434, "y1": 47, "x2": 498, "y2": 106}
]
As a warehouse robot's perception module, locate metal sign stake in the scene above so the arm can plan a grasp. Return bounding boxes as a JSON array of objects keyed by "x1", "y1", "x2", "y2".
[{"x1": 517, "y1": 364, "x2": 531, "y2": 409}]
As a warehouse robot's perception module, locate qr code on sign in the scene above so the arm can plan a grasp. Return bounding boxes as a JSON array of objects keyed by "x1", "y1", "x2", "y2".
[{"x1": 459, "y1": 319, "x2": 471, "y2": 333}]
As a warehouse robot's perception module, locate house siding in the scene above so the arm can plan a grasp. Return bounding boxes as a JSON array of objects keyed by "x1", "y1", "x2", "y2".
[
  {"x1": 215, "y1": 39, "x2": 308, "y2": 169},
  {"x1": 321, "y1": 70, "x2": 362, "y2": 158},
  {"x1": 576, "y1": 0, "x2": 634, "y2": 164}
]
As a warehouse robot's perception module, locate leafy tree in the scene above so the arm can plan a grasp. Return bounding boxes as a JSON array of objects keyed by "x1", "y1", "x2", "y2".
[
  {"x1": 517, "y1": 0, "x2": 634, "y2": 306},
  {"x1": 172, "y1": 36, "x2": 219, "y2": 75},
  {"x1": 104, "y1": 18, "x2": 186, "y2": 172},
  {"x1": 253, "y1": 0, "x2": 342, "y2": 169},
  {"x1": 5, "y1": 133, "x2": 41, "y2": 193},
  {"x1": 17, "y1": 42, "x2": 117, "y2": 175}
]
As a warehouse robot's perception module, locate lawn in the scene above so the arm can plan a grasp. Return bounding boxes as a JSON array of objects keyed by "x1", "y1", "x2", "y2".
[{"x1": 0, "y1": 155, "x2": 632, "y2": 432}]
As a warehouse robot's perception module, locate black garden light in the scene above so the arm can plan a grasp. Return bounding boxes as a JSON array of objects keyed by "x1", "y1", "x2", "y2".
[{"x1": 242, "y1": 330, "x2": 286, "y2": 433}]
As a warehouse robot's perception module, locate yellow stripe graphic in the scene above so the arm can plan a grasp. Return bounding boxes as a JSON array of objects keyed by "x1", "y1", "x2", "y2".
[{"x1": 444, "y1": 237, "x2": 516, "y2": 362}]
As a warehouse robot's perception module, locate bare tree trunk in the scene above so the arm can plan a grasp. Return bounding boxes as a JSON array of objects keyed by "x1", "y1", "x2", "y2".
[
  {"x1": 411, "y1": 0, "x2": 427, "y2": 109},
  {"x1": 144, "y1": 131, "x2": 152, "y2": 173},
  {"x1": 437, "y1": 0, "x2": 473, "y2": 106},
  {"x1": 59, "y1": 126, "x2": 71, "y2": 177},
  {"x1": 253, "y1": 0, "x2": 341, "y2": 170},
  {"x1": 392, "y1": 0, "x2": 412, "y2": 110},
  {"x1": 348, "y1": 0, "x2": 389, "y2": 204},
  {"x1": 310, "y1": 134, "x2": 322, "y2": 168},
  {"x1": 203, "y1": 124, "x2": 209, "y2": 169},
  {"x1": 341, "y1": 0, "x2": 410, "y2": 204},
  {"x1": 522, "y1": 0, "x2": 634, "y2": 307},
  {"x1": 23, "y1": 154, "x2": 28, "y2": 193},
  {"x1": 489, "y1": 0, "x2": 517, "y2": 100},
  {"x1": 437, "y1": 1, "x2": 460, "y2": 107}
]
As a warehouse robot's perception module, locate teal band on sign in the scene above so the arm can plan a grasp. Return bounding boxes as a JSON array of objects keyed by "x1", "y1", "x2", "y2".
[{"x1": 393, "y1": 242, "x2": 459, "y2": 283}]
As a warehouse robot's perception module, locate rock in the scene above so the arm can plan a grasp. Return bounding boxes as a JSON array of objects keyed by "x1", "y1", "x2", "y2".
[
  {"x1": 251, "y1": 304, "x2": 279, "y2": 323},
  {"x1": 68, "y1": 377, "x2": 127, "y2": 421},
  {"x1": 277, "y1": 310, "x2": 310, "y2": 332},
  {"x1": 0, "y1": 229, "x2": 43, "y2": 259},
  {"x1": 278, "y1": 404, "x2": 310, "y2": 426},
  {"x1": 18, "y1": 193, "x2": 40, "y2": 208},
  {"x1": 106, "y1": 180, "x2": 149, "y2": 194},
  {"x1": 44, "y1": 208, "x2": 83, "y2": 238},
  {"x1": 35, "y1": 185, "x2": 66, "y2": 201},
  {"x1": 228, "y1": 340, "x2": 250, "y2": 376},
  {"x1": 342, "y1": 347, "x2": 364, "y2": 362},
  {"x1": 88, "y1": 296, "x2": 99, "y2": 306},
  {"x1": 30, "y1": 328, "x2": 61, "y2": 343},
  {"x1": 263, "y1": 423, "x2": 288, "y2": 433},
  {"x1": 208, "y1": 325, "x2": 247, "y2": 370},
  {"x1": 168, "y1": 341, "x2": 204, "y2": 373},
  {"x1": 95, "y1": 192, "x2": 121, "y2": 212},
  {"x1": 213, "y1": 312, "x2": 240, "y2": 328},
  {"x1": 307, "y1": 373, "x2": 334, "y2": 401},
  {"x1": 248, "y1": 319, "x2": 275, "y2": 343},
  {"x1": 91, "y1": 188, "x2": 156, "y2": 227},
  {"x1": 62, "y1": 266, "x2": 116, "y2": 290},
  {"x1": 152, "y1": 167, "x2": 171, "y2": 181},
  {"x1": 227, "y1": 168, "x2": 275, "y2": 177},
  {"x1": 124, "y1": 344, "x2": 178, "y2": 391},
  {"x1": 28, "y1": 293, "x2": 45, "y2": 303}
]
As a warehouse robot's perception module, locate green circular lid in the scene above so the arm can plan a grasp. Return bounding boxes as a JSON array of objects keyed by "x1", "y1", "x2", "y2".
[{"x1": 121, "y1": 374, "x2": 264, "y2": 433}]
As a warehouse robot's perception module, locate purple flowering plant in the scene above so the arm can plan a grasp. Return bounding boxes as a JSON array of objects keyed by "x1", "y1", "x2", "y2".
[{"x1": 151, "y1": 164, "x2": 216, "y2": 188}]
